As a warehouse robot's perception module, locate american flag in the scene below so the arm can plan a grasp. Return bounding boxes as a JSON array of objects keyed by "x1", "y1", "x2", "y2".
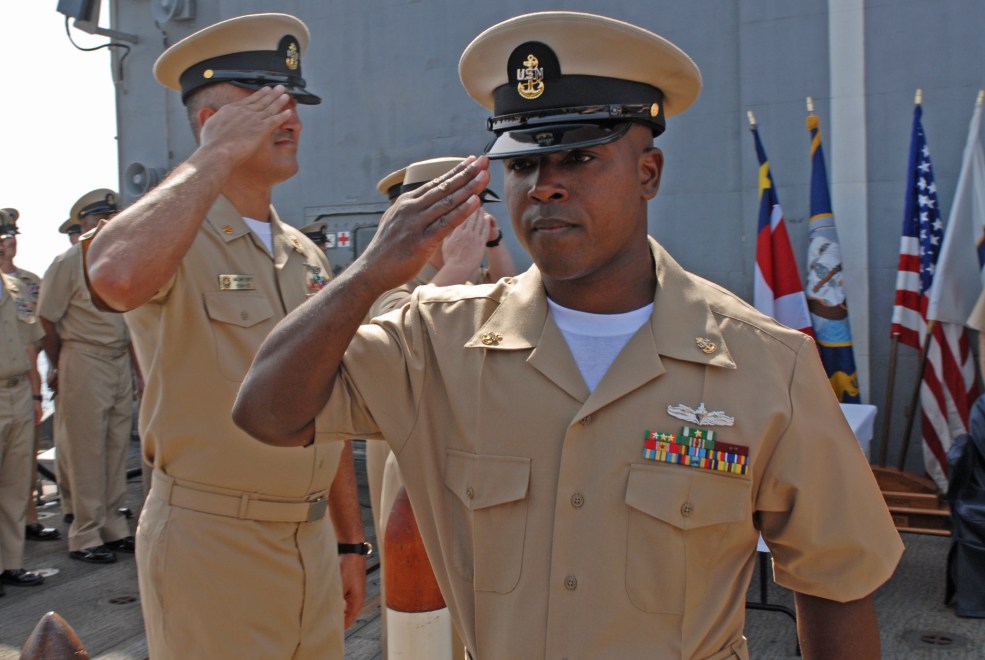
[
  {"x1": 891, "y1": 104, "x2": 942, "y2": 348},
  {"x1": 750, "y1": 124, "x2": 813, "y2": 337},
  {"x1": 921, "y1": 98, "x2": 984, "y2": 491}
]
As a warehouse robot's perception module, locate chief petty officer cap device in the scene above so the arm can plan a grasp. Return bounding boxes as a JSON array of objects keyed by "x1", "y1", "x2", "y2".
[
  {"x1": 153, "y1": 13, "x2": 321, "y2": 106},
  {"x1": 459, "y1": 11, "x2": 702, "y2": 159}
]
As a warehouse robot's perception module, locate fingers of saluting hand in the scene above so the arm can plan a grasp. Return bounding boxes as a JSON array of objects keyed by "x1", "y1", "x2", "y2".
[
  {"x1": 412, "y1": 156, "x2": 491, "y2": 239},
  {"x1": 199, "y1": 85, "x2": 294, "y2": 159}
]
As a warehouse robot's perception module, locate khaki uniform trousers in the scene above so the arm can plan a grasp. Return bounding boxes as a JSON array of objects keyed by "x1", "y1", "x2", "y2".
[
  {"x1": 0, "y1": 375, "x2": 33, "y2": 569},
  {"x1": 138, "y1": 471, "x2": 345, "y2": 659},
  {"x1": 58, "y1": 343, "x2": 132, "y2": 550}
]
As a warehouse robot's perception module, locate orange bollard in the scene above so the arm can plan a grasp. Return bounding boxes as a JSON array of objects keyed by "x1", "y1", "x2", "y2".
[
  {"x1": 384, "y1": 487, "x2": 452, "y2": 659},
  {"x1": 20, "y1": 611, "x2": 89, "y2": 659}
]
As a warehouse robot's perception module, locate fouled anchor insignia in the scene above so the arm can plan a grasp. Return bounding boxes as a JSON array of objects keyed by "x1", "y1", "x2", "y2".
[{"x1": 516, "y1": 54, "x2": 544, "y2": 100}]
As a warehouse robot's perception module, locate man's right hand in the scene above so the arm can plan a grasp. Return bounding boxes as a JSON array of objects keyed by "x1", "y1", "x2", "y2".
[
  {"x1": 355, "y1": 156, "x2": 491, "y2": 292},
  {"x1": 198, "y1": 85, "x2": 295, "y2": 169}
]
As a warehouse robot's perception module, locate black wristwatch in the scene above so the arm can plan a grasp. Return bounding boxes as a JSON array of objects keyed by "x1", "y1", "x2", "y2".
[
  {"x1": 486, "y1": 229, "x2": 503, "y2": 248},
  {"x1": 338, "y1": 541, "x2": 373, "y2": 557}
]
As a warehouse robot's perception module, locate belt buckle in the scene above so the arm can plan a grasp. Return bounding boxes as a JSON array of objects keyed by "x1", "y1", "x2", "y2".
[{"x1": 306, "y1": 497, "x2": 327, "y2": 522}]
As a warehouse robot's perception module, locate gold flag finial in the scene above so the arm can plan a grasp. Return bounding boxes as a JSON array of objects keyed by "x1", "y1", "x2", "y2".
[{"x1": 977, "y1": 90, "x2": 984, "y2": 107}]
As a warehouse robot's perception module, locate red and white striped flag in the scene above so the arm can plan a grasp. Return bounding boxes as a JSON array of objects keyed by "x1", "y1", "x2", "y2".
[
  {"x1": 922, "y1": 96, "x2": 984, "y2": 490},
  {"x1": 750, "y1": 123, "x2": 813, "y2": 336}
]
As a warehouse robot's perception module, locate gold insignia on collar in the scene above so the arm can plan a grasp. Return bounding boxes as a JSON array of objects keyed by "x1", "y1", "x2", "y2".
[
  {"x1": 480, "y1": 332, "x2": 503, "y2": 346},
  {"x1": 290, "y1": 236, "x2": 304, "y2": 253},
  {"x1": 286, "y1": 42, "x2": 300, "y2": 71},
  {"x1": 222, "y1": 225, "x2": 233, "y2": 234},
  {"x1": 516, "y1": 54, "x2": 544, "y2": 100},
  {"x1": 696, "y1": 337, "x2": 717, "y2": 354}
]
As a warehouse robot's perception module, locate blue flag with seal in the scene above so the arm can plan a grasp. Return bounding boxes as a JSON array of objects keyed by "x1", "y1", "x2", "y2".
[{"x1": 805, "y1": 109, "x2": 860, "y2": 402}]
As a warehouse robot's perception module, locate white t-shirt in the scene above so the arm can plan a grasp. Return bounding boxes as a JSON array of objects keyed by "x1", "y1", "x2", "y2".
[
  {"x1": 547, "y1": 298, "x2": 653, "y2": 392},
  {"x1": 242, "y1": 216, "x2": 273, "y2": 254}
]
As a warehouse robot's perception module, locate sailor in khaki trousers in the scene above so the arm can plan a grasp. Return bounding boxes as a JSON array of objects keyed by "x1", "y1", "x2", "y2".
[
  {"x1": 85, "y1": 14, "x2": 366, "y2": 659},
  {"x1": 0, "y1": 270, "x2": 46, "y2": 593},
  {"x1": 0, "y1": 210, "x2": 60, "y2": 542},
  {"x1": 39, "y1": 190, "x2": 133, "y2": 564}
]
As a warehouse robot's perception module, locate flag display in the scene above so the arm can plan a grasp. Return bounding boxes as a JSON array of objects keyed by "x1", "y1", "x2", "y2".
[
  {"x1": 805, "y1": 113, "x2": 860, "y2": 402},
  {"x1": 922, "y1": 97, "x2": 985, "y2": 490},
  {"x1": 750, "y1": 124, "x2": 814, "y2": 337},
  {"x1": 890, "y1": 104, "x2": 941, "y2": 349}
]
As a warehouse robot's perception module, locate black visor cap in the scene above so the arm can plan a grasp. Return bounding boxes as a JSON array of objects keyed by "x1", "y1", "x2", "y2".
[{"x1": 484, "y1": 121, "x2": 634, "y2": 160}]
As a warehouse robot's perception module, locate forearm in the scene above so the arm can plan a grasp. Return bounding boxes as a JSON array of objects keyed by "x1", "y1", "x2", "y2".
[
  {"x1": 234, "y1": 259, "x2": 389, "y2": 446},
  {"x1": 979, "y1": 333, "x2": 984, "y2": 383},
  {"x1": 795, "y1": 592, "x2": 880, "y2": 660},
  {"x1": 40, "y1": 318, "x2": 60, "y2": 368},
  {"x1": 429, "y1": 260, "x2": 479, "y2": 286},
  {"x1": 87, "y1": 147, "x2": 235, "y2": 311},
  {"x1": 234, "y1": 154, "x2": 489, "y2": 446},
  {"x1": 328, "y1": 441, "x2": 364, "y2": 543},
  {"x1": 486, "y1": 244, "x2": 517, "y2": 282}
]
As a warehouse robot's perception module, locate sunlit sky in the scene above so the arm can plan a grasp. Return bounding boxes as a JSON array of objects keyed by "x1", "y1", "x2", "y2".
[{"x1": 2, "y1": 4, "x2": 118, "y2": 278}]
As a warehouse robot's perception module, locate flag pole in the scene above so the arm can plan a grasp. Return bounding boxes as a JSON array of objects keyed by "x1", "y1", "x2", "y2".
[
  {"x1": 877, "y1": 334, "x2": 900, "y2": 466},
  {"x1": 897, "y1": 320, "x2": 936, "y2": 471}
]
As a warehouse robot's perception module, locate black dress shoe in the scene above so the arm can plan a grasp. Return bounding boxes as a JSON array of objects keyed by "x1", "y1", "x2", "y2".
[
  {"x1": 0, "y1": 569, "x2": 44, "y2": 586},
  {"x1": 63, "y1": 513, "x2": 74, "y2": 524},
  {"x1": 69, "y1": 546, "x2": 117, "y2": 564},
  {"x1": 118, "y1": 507, "x2": 133, "y2": 519},
  {"x1": 25, "y1": 523, "x2": 61, "y2": 541},
  {"x1": 105, "y1": 536, "x2": 136, "y2": 553}
]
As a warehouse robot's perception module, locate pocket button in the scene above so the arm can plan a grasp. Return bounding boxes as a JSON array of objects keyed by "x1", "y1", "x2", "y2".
[
  {"x1": 564, "y1": 575, "x2": 578, "y2": 590},
  {"x1": 680, "y1": 501, "x2": 694, "y2": 517},
  {"x1": 571, "y1": 493, "x2": 584, "y2": 508}
]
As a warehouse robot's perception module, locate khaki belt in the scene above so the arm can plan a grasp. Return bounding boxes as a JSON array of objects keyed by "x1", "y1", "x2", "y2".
[{"x1": 154, "y1": 471, "x2": 328, "y2": 523}]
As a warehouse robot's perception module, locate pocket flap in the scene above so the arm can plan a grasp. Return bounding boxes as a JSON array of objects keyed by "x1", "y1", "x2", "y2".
[
  {"x1": 203, "y1": 292, "x2": 274, "y2": 329},
  {"x1": 626, "y1": 464, "x2": 750, "y2": 530},
  {"x1": 445, "y1": 449, "x2": 531, "y2": 511}
]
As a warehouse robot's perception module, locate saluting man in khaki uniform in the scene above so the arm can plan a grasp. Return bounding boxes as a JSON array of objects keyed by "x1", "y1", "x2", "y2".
[
  {"x1": 39, "y1": 190, "x2": 134, "y2": 564},
  {"x1": 0, "y1": 269, "x2": 46, "y2": 594},
  {"x1": 0, "y1": 210, "x2": 60, "y2": 542},
  {"x1": 85, "y1": 14, "x2": 365, "y2": 659},
  {"x1": 238, "y1": 11, "x2": 905, "y2": 659}
]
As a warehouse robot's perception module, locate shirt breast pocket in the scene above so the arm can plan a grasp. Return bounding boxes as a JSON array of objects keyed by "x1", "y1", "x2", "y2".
[
  {"x1": 444, "y1": 450, "x2": 531, "y2": 594},
  {"x1": 625, "y1": 464, "x2": 751, "y2": 614},
  {"x1": 202, "y1": 292, "x2": 275, "y2": 381}
]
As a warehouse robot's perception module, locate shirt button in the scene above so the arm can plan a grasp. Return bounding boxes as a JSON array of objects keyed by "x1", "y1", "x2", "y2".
[
  {"x1": 466, "y1": 486, "x2": 475, "y2": 500},
  {"x1": 571, "y1": 493, "x2": 584, "y2": 508},
  {"x1": 680, "y1": 502, "x2": 694, "y2": 517},
  {"x1": 240, "y1": 310, "x2": 249, "y2": 321},
  {"x1": 579, "y1": 415, "x2": 593, "y2": 426},
  {"x1": 564, "y1": 576, "x2": 578, "y2": 590}
]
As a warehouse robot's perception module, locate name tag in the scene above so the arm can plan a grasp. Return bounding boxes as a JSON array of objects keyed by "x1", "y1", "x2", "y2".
[{"x1": 218, "y1": 274, "x2": 256, "y2": 291}]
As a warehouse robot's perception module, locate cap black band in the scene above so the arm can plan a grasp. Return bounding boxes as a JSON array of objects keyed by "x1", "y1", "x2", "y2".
[
  {"x1": 78, "y1": 201, "x2": 118, "y2": 219},
  {"x1": 178, "y1": 36, "x2": 321, "y2": 105},
  {"x1": 401, "y1": 181, "x2": 500, "y2": 203}
]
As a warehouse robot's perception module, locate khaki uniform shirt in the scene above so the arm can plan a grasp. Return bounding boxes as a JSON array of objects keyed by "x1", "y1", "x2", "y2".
[
  {"x1": 4, "y1": 267, "x2": 41, "y2": 317},
  {"x1": 369, "y1": 262, "x2": 491, "y2": 318},
  {"x1": 38, "y1": 244, "x2": 129, "y2": 351},
  {"x1": 967, "y1": 288, "x2": 985, "y2": 331},
  {"x1": 0, "y1": 274, "x2": 42, "y2": 378},
  {"x1": 316, "y1": 238, "x2": 904, "y2": 659},
  {"x1": 123, "y1": 195, "x2": 341, "y2": 496}
]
